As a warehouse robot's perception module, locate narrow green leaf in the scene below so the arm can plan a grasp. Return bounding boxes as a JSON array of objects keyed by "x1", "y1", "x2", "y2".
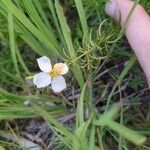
[
  {"x1": 16, "y1": 45, "x2": 30, "y2": 75},
  {"x1": 55, "y1": 0, "x2": 85, "y2": 88},
  {"x1": 88, "y1": 126, "x2": 95, "y2": 150},
  {"x1": 47, "y1": 0, "x2": 66, "y2": 48},
  {"x1": 55, "y1": 0, "x2": 76, "y2": 59},
  {"x1": 32, "y1": 0, "x2": 51, "y2": 29},
  {"x1": 1, "y1": 0, "x2": 61, "y2": 58},
  {"x1": 15, "y1": 21, "x2": 49, "y2": 56},
  {"x1": 73, "y1": 116, "x2": 92, "y2": 150},
  {"x1": 8, "y1": 12, "x2": 22, "y2": 81},
  {"x1": 107, "y1": 121, "x2": 147, "y2": 146},
  {"x1": 22, "y1": 0, "x2": 59, "y2": 50},
  {"x1": 95, "y1": 103, "x2": 121, "y2": 126},
  {"x1": 74, "y1": 0, "x2": 89, "y2": 40},
  {"x1": 76, "y1": 81, "x2": 88, "y2": 127}
]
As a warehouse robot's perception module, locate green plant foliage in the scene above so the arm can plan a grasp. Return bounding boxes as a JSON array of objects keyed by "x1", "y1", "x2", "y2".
[{"x1": 0, "y1": 0, "x2": 149, "y2": 149}]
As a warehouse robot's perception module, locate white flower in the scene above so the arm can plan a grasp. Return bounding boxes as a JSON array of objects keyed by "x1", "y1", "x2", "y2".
[{"x1": 33, "y1": 56, "x2": 69, "y2": 93}]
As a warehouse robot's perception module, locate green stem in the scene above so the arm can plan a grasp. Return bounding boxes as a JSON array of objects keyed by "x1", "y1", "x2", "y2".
[{"x1": 97, "y1": 127, "x2": 104, "y2": 150}]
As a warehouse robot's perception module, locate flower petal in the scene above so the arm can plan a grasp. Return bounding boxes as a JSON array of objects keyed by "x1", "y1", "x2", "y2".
[
  {"x1": 51, "y1": 76, "x2": 66, "y2": 93},
  {"x1": 37, "y1": 56, "x2": 52, "y2": 73},
  {"x1": 33, "y1": 72, "x2": 51, "y2": 88},
  {"x1": 53, "y1": 63, "x2": 69, "y2": 75}
]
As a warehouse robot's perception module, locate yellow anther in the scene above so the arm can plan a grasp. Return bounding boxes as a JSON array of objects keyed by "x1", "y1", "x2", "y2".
[{"x1": 49, "y1": 64, "x2": 63, "y2": 77}]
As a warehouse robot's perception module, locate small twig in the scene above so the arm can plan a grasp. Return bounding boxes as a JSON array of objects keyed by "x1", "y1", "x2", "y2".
[
  {"x1": 122, "y1": 88, "x2": 149, "y2": 103},
  {"x1": 21, "y1": 131, "x2": 46, "y2": 148},
  {"x1": 58, "y1": 112, "x2": 75, "y2": 124}
]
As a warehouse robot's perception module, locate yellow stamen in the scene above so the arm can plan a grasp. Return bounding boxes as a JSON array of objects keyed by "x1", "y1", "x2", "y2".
[{"x1": 49, "y1": 64, "x2": 63, "y2": 77}]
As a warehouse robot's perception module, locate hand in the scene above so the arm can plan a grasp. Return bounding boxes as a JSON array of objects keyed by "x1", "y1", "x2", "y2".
[{"x1": 105, "y1": 0, "x2": 150, "y2": 87}]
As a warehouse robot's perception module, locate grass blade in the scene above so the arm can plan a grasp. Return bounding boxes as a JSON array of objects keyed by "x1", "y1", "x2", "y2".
[
  {"x1": 88, "y1": 125, "x2": 95, "y2": 150},
  {"x1": 1, "y1": 0, "x2": 61, "y2": 58},
  {"x1": 22, "y1": 0, "x2": 59, "y2": 49},
  {"x1": 55, "y1": 0, "x2": 85, "y2": 88},
  {"x1": 47, "y1": 0, "x2": 66, "y2": 48},
  {"x1": 76, "y1": 80, "x2": 88, "y2": 127},
  {"x1": 8, "y1": 12, "x2": 22, "y2": 81},
  {"x1": 107, "y1": 121, "x2": 147, "y2": 145},
  {"x1": 74, "y1": 0, "x2": 89, "y2": 40}
]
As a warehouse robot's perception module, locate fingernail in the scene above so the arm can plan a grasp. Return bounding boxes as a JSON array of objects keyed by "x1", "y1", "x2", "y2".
[{"x1": 105, "y1": 0, "x2": 117, "y2": 17}]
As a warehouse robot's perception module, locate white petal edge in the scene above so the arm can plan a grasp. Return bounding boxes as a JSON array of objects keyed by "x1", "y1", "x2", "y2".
[
  {"x1": 51, "y1": 75, "x2": 66, "y2": 93},
  {"x1": 53, "y1": 63, "x2": 69, "y2": 75},
  {"x1": 33, "y1": 72, "x2": 51, "y2": 88},
  {"x1": 37, "y1": 56, "x2": 52, "y2": 73}
]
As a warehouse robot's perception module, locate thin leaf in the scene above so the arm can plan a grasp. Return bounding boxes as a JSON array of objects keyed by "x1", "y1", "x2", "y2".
[{"x1": 74, "y1": 0, "x2": 89, "y2": 40}]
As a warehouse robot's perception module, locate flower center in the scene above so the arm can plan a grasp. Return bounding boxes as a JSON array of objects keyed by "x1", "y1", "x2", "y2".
[{"x1": 49, "y1": 64, "x2": 62, "y2": 77}]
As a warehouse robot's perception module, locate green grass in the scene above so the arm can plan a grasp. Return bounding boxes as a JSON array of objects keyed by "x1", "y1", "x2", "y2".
[{"x1": 0, "y1": 0, "x2": 149, "y2": 149}]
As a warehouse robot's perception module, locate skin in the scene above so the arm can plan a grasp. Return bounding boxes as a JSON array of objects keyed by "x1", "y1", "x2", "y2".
[{"x1": 105, "y1": 0, "x2": 150, "y2": 86}]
